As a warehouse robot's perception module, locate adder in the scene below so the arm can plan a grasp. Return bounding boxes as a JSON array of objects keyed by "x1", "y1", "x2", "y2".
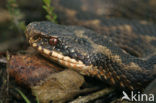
[
  {"x1": 24, "y1": 0, "x2": 156, "y2": 91},
  {"x1": 25, "y1": 21, "x2": 156, "y2": 90}
]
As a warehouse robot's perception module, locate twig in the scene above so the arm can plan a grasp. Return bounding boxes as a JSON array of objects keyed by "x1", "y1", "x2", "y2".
[
  {"x1": 70, "y1": 88, "x2": 114, "y2": 103},
  {"x1": 77, "y1": 87, "x2": 100, "y2": 94}
]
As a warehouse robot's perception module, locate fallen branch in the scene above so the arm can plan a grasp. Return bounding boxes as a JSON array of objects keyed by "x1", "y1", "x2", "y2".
[{"x1": 70, "y1": 88, "x2": 114, "y2": 103}]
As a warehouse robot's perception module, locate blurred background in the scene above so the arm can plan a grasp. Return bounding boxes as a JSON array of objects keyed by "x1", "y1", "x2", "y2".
[
  {"x1": 0, "y1": 0, "x2": 156, "y2": 103},
  {"x1": 0, "y1": 0, "x2": 156, "y2": 53}
]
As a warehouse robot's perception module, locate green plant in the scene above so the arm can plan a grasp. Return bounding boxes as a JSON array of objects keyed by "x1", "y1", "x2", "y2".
[
  {"x1": 36, "y1": 96, "x2": 40, "y2": 103},
  {"x1": 42, "y1": 0, "x2": 57, "y2": 23},
  {"x1": 7, "y1": 0, "x2": 26, "y2": 32},
  {"x1": 15, "y1": 88, "x2": 40, "y2": 103},
  {"x1": 15, "y1": 88, "x2": 31, "y2": 103}
]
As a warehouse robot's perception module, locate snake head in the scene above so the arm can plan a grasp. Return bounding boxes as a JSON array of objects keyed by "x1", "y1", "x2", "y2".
[{"x1": 25, "y1": 21, "x2": 94, "y2": 74}]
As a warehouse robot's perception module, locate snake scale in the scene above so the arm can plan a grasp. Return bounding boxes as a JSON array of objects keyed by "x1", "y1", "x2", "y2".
[{"x1": 25, "y1": 0, "x2": 156, "y2": 90}]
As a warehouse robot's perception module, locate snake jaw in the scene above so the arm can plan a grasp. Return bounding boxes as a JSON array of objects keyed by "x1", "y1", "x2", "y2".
[
  {"x1": 27, "y1": 32, "x2": 95, "y2": 76},
  {"x1": 31, "y1": 42, "x2": 93, "y2": 75}
]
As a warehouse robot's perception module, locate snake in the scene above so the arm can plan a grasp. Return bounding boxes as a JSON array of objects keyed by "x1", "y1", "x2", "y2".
[
  {"x1": 23, "y1": 0, "x2": 156, "y2": 91},
  {"x1": 25, "y1": 21, "x2": 156, "y2": 91}
]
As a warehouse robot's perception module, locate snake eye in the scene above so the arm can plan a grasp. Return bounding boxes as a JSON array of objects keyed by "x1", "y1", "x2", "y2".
[{"x1": 49, "y1": 37, "x2": 58, "y2": 46}]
